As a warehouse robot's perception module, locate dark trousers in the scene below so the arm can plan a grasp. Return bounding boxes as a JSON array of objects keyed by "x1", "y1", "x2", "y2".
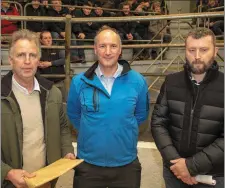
[
  {"x1": 73, "y1": 158, "x2": 141, "y2": 188},
  {"x1": 163, "y1": 166, "x2": 224, "y2": 188}
]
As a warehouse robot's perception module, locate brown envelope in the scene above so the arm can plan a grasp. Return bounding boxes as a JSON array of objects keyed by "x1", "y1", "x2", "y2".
[{"x1": 24, "y1": 158, "x2": 83, "y2": 188}]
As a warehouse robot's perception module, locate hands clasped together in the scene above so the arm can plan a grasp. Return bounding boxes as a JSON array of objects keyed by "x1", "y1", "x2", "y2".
[{"x1": 170, "y1": 158, "x2": 198, "y2": 185}]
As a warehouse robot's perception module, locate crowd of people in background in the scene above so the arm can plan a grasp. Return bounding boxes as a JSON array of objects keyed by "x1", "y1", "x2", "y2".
[{"x1": 1, "y1": 0, "x2": 224, "y2": 62}]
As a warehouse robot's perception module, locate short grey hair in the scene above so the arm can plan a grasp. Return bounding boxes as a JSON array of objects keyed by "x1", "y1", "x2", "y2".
[
  {"x1": 9, "y1": 29, "x2": 41, "y2": 58},
  {"x1": 185, "y1": 27, "x2": 216, "y2": 46},
  {"x1": 94, "y1": 25, "x2": 122, "y2": 46}
]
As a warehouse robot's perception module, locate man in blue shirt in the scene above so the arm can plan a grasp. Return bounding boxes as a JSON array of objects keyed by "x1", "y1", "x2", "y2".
[{"x1": 67, "y1": 25, "x2": 150, "y2": 188}]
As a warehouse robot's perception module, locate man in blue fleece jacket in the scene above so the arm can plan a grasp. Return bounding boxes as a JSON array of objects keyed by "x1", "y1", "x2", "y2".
[{"x1": 67, "y1": 25, "x2": 150, "y2": 188}]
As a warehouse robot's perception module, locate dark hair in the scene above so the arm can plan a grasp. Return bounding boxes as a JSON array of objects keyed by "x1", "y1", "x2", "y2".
[
  {"x1": 82, "y1": 1, "x2": 92, "y2": 7},
  {"x1": 185, "y1": 27, "x2": 216, "y2": 46},
  {"x1": 120, "y1": 2, "x2": 131, "y2": 9},
  {"x1": 94, "y1": 1, "x2": 102, "y2": 7},
  {"x1": 40, "y1": 30, "x2": 51, "y2": 40}
]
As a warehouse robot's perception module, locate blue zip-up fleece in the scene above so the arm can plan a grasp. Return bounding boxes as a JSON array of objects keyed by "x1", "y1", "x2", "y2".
[{"x1": 67, "y1": 60, "x2": 150, "y2": 167}]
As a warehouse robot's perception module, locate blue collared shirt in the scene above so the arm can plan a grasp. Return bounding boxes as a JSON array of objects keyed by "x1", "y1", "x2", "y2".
[{"x1": 95, "y1": 63, "x2": 123, "y2": 95}]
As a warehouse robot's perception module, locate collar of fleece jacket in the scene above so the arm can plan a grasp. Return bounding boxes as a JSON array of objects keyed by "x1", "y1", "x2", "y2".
[{"x1": 84, "y1": 59, "x2": 132, "y2": 80}]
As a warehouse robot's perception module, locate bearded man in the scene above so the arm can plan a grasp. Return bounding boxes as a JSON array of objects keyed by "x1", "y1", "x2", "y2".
[{"x1": 151, "y1": 27, "x2": 224, "y2": 188}]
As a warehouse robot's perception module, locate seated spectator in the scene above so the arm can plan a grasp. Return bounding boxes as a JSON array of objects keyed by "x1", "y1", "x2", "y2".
[
  {"x1": 26, "y1": 0, "x2": 47, "y2": 33},
  {"x1": 203, "y1": 0, "x2": 224, "y2": 37},
  {"x1": 61, "y1": 0, "x2": 77, "y2": 13},
  {"x1": 42, "y1": 0, "x2": 50, "y2": 13},
  {"x1": 218, "y1": 0, "x2": 224, "y2": 6},
  {"x1": 133, "y1": 3, "x2": 151, "y2": 59},
  {"x1": 62, "y1": 0, "x2": 86, "y2": 6},
  {"x1": 47, "y1": 0, "x2": 83, "y2": 62},
  {"x1": 71, "y1": 1, "x2": 100, "y2": 40},
  {"x1": 196, "y1": 0, "x2": 208, "y2": 6},
  {"x1": 148, "y1": 2, "x2": 171, "y2": 59},
  {"x1": 39, "y1": 31, "x2": 67, "y2": 101},
  {"x1": 127, "y1": 0, "x2": 139, "y2": 10},
  {"x1": 1, "y1": 2, "x2": 20, "y2": 34},
  {"x1": 115, "y1": 2, "x2": 143, "y2": 59},
  {"x1": 192, "y1": 0, "x2": 208, "y2": 24},
  {"x1": 71, "y1": 1, "x2": 99, "y2": 62},
  {"x1": 136, "y1": 1, "x2": 151, "y2": 12},
  {"x1": 93, "y1": 2, "x2": 113, "y2": 28},
  {"x1": 17, "y1": 0, "x2": 28, "y2": 8}
]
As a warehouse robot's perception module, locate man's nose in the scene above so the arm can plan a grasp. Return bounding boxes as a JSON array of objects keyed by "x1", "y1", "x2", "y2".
[
  {"x1": 105, "y1": 46, "x2": 111, "y2": 55},
  {"x1": 24, "y1": 54, "x2": 31, "y2": 63},
  {"x1": 195, "y1": 50, "x2": 201, "y2": 59}
]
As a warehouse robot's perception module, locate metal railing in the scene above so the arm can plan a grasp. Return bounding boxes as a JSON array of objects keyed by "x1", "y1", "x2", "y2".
[{"x1": 1, "y1": 11, "x2": 224, "y2": 93}]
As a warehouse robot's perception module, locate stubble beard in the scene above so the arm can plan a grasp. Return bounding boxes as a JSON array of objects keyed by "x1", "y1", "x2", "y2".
[{"x1": 186, "y1": 57, "x2": 215, "y2": 75}]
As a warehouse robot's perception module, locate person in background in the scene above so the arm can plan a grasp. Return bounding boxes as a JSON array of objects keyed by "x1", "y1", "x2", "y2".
[
  {"x1": 71, "y1": 1, "x2": 100, "y2": 40},
  {"x1": 148, "y1": 1, "x2": 171, "y2": 59},
  {"x1": 42, "y1": 0, "x2": 50, "y2": 13},
  {"x1": 115, "y1": 2, "x2": 144, "y2": 59},
  {"x1": 202, "y1": 0, "x2": 224, "y2": 37},
  {"x1": 39, "y1": 30, "x2": 67, "y2": 101},
  {"x1": 1, "y1": 2, "x2": 20, "y2": 34},
  {"x1": 133, "y1": 2, "x2": 151, "y2": 60},
  {"x1": 151, "y1": 27, "x2": 224, "y2": 188},
  {"x1": 1, "y1": 29, "x2": 75, "y2": 188},
  {"x1": 67, "y1": 26, "x2": 149, "y2": 188},
  {"x1": 47, "y1": 0, "x2": 83, "y2": 62},
  {"x1": 93, "y1": 1, "x2": 113, "y2": 28},
  {"x1": 26, "y1": 0, "x2": 47, "y2": 34},
  {"x1": 71, "y1": 1, "x2": 100, "y2": 63}
]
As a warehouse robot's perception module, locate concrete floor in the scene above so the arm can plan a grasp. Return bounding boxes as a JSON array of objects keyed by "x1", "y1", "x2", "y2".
[{"x1": 56, "y1": 142, "x2": 165, "y2": 188}]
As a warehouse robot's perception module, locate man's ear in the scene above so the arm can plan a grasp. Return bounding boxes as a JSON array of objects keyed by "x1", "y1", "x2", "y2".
[
  {"x1": 214, "y1": 47, "x2": 219, "y2": 57},
  {"x1": 94, "y1": 45, "x2": 97, "y2": 55},
  {"x1": 8, "y1": 56, "x2": 13, "y2": 67}
]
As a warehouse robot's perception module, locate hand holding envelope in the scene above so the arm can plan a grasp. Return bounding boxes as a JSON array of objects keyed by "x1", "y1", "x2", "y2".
[{"x1": 24, "y1": 158, "x2": 83, "y2": 188}]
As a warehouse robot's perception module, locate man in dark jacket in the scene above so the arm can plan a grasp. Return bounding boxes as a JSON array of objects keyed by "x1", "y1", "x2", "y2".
[
  {"x1": 71, "y1": 1, "x2": 99, "y2": 62},
  {"x1": 71, "y1": 1, "x2": 100, "y2": 40},
  {"x1": 26, "y1": 0, "x2": 47, "y2": 33},
  {"x1": 47, "y1": 0, "x2": 83, "y2": 62},
  {"x1": 151, "y1": 27, "x2": 224, "y2": 188},
  {"x1": 1, "y1": 29, "x2": 75, "y2": 188},
  {"x1": 93, "y1": 1, "x2": 113, "y2": 28},
  {"x1": 202, "y1": 0, "x2": 224, "y2": 36},
  {"x1": 115, "y1": 2, "x2": 143, "y2": 58},
  {"x1": 39, "y1": 31, "x2": 67, "y2": 101}
]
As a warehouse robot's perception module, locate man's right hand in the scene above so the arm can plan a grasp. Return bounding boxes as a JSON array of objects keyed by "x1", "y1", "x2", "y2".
[
  {"x1": 5, "y1": 169, "x2": 36, "y2": 188},
  {"x1": 60, "y1": 32, "x2": 66, "y2": 38},
  {"x1": 78, "y1": 33, "x2": 85, "y2": 39},
  {"x1": 170, "y1": 158, "x2": 198, "y2": 185},
  {"x1": 39, "y1": 61, "x2": 52, "y2": 68}
]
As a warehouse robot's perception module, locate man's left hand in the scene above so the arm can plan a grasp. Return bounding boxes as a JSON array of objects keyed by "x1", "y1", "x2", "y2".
[{"x1": 64, "y1": 153, "x2": 76, "y2": 160}]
